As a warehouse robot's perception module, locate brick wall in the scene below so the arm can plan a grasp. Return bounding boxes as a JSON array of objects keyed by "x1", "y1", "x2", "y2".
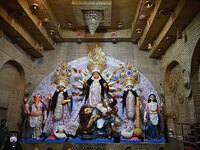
[
  {"x1": 160, "y1": 12, "x2": 200, "y2": 130},
  {"x1": 0, "y1": 35, "x2": 34, "y2": 130}
]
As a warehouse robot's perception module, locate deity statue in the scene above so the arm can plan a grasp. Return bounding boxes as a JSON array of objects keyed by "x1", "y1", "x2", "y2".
[
  {"x1": 74, "y1": 46, "x2": 119, "y2": 112},
  {"x1": 54, "y1": 122, "x2": 67, "y2": 139},
  {"x1": 28, "y1": 94, "x2": 44, "y2": 139},
  {"x1": 77, "y1": 105, "x2": 100, "y2": 139},
  {"x1": 43, "y1": 62, "x2": 72, "y2": 136},
  {"x1": 144, "y1": 94, "x2": 162, "y2": 139},
  {"x1": 71, "y1": 46, "x2": 122, "y2": 137},
  {"x1": 120, "y1": 63, "x2": 142, "y2": 139}
]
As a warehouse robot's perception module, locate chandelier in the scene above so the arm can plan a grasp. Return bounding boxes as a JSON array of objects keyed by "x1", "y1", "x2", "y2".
[{"x1": 83, "y1": 10, "x2": 103, "y2": 36}]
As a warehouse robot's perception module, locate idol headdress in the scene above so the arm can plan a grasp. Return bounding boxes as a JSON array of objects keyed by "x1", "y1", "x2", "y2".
[
  {"x1": 53, "y1": 61, "x2": 72, "y2": 87},
  {"x1": 121, "y1": 62, "x2": 140, "y2": 87},
  {"x1": 87, "y1": 45, "x2": 107, "y2": 73}
]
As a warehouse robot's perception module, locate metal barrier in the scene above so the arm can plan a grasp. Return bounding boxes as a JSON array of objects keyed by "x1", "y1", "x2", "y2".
[{"x1": 175, "y1": 122, "x2": 200, "y2": 150}]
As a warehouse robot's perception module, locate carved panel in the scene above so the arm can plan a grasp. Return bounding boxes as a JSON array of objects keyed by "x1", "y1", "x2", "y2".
[{"x1": 168, "y1": 65, "x2": 189, "y2": 123}]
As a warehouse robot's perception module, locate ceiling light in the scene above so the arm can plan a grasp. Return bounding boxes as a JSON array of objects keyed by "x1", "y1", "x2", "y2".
[
  {"x1": 49, "y1": 30, "x2": 55, "y2": 35},
  {"x1": 54, "y1": 35, "x2": 60, "y2": 40},
  {"x1": 136, "y1": 28, "x2": 143, "y2": 34},
  {"x1": 157, "y1": 48, "x2": 164, "y2": 52},
  {"x1": 83, "y1": 10, "x2": 103, "y2": 36},
  {"x1": 148, "y1": 43, "x2": 152, "y2": 50},
  {"x1": 112, "y1": 38, "x2": 117, "y2": 44},
  {"x1": 165, "y1": 35, "x2": 173, "y2": 40},
  {"x1": 117, "y1": 22, "x2": 123, "y2": 29},
  {"x1": 42, "y1": 18, "x2": 50, "y2": 23},
  {"x1": 77, "y1": 38, "x2": 82, "y2": 44},
  {"x1": 131, "y1": 39, "x2": 138, "y2": 44},
  {"x1": 158, "y1": 8, "x2": 172, "y2": 16},
  {"x1": 138, "y1": 14, "x2": 148, "y2": 20},
  {"x1": 67, "y1": 23, "x2": 73, "y2": 28},
  {"x1": 30, "y1": 3, "x2": 40, "y2": 10},
  {"x1": 145, "y1": 0, "x2": 154, "y2": 9}
]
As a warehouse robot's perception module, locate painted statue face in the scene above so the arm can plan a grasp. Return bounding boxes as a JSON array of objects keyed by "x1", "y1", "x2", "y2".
[
  {"x1": 93, "y1": 72, "x2": 100, "y2": 79},
  {"x1": 58, "y1": 85, "x2": 65, "y2": 91},
  {"x1": 84, "y1": 107, "x2": 93, "y2": 115},
  {"x1": 127, "y1": 85, "x2": 133, "y2": 90},
  {"x1": 149, "y1": 95, "x2": 155, "y2": 101},
  {"x1": 36, "y1": 94, "x2": 42, "y2": 101}
]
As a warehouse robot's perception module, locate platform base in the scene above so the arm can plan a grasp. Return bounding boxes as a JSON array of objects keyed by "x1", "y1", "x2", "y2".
[{"x1": 20, "y1": 142, "x2": 167, "y2": 150}]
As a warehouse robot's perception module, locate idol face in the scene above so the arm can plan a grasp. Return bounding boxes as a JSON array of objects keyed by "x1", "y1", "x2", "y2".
[
  {"x1": 149, "y1": 94, "x2": 155, "y2": 101},
  {"x1": 84, "y1": 107, "x2": 93, "y2": 115},
  {"x1": 58, "y1": 85, "x2": 65, "y2": 91},
  {"x1": 93, "y1": 72, "x2": 100, "y2": 79}
]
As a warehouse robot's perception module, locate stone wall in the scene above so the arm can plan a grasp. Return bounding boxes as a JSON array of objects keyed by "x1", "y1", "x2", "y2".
[
  {"x1": 0, "y1": 35, "x2": 34, "y2": 130},
  {"x1": 159, "y1": 12, "x2": 200, "y2": 132}
]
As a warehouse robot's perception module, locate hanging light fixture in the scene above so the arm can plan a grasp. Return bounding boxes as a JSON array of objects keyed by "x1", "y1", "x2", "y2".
[
  {"x1": 83, "y1": 10, "x2": 103, "y2": 36},
  {"x1": 148, "y1": 43, "x2": 152, "y2": 50}
]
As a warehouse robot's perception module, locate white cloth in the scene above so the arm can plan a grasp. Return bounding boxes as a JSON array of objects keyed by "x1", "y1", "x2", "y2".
[
  {"x1": 29, "y1": 103, "x2": 42, "y2": 128},
  {"x1": 126, "y1": 90, "x2": 135, "y2": 119},
  {"x1": 54, "y1": 92, "x2": 64, "y2": 120},
  {"x1": 89, "y1": 79, "x2": 102, "y2": 108},
  {"x1": 148, "y1": 102, "x2": 159, "y2": 125}
]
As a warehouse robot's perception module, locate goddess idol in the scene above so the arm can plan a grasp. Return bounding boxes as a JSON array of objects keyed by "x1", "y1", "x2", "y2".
[
  {"x1": 43, "y1": 62, "x2": 72, "y2": 136},
  {"x1": 73, "y1": 45, "x2": 120, "y2": 115}
]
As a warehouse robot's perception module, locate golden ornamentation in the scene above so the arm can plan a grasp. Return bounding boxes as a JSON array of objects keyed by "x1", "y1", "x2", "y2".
[
  {"x1": 87, "y1": 45, "x2": 107, "y2": 73},
  {"x1": 121, "y1": 62, "x2": 140, "y2": 87},
  {"x1": 53, "y1": 61, "x2": 71, "y2": 86}
]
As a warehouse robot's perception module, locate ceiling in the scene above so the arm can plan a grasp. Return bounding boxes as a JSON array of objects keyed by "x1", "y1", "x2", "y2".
[{"x1": 0, "y1": 0, "x2": 199, "y2": 58}]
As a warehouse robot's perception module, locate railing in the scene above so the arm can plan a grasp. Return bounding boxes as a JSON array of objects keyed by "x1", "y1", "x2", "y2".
[
  {"x1": 175, "y1": 122, "x2": 200, "y2": 150},
  {"x1": 195, "y1": 113, "x2": 200, "y2": 123}
]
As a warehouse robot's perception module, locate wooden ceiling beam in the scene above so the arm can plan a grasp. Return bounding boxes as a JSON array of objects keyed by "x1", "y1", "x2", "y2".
[
  {"x1": 62, "y1": 29, "x2": 132, "y2": 39},
  {"x1": 137, "y1": 0, "x2": 162, "y2": 50},
  {"x1": 27, "y1": 0, "x2": 62, "y2": 38},
  {"x1": 130, "y1": 0, "x2": 143, "y2": 39},
  {"x1": 0, "y1": 5, "x2": 43, "y2": 58},
  {"x1": 16, "y1": 0, "x2": 54, "y2": 49},
  {"x1": 150, "y1": 0, "x2": 186, "y2": 58}
]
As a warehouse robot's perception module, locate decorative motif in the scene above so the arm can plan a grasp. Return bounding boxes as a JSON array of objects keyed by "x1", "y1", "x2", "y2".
[
  {"x1": 83, "y1": 10, "x2": 103, "y2": 35},
  {"x1": 178, "y1": 92, "x2": 184, "y2": 104},
  {"x1": 182, "y1": 69, "x2": 191, "y2": 97}
]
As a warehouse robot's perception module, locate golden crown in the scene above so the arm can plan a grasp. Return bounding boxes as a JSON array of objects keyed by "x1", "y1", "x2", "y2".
[
  {"x1": 53, "y1": 61, "x2": 71, "y2": 86},
  {"x1": 121, "y1": 62, "x2": 140, "y2": 87},
  {"x1": 87, "y1": 45, "x2": 107, "y2": 73}
]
